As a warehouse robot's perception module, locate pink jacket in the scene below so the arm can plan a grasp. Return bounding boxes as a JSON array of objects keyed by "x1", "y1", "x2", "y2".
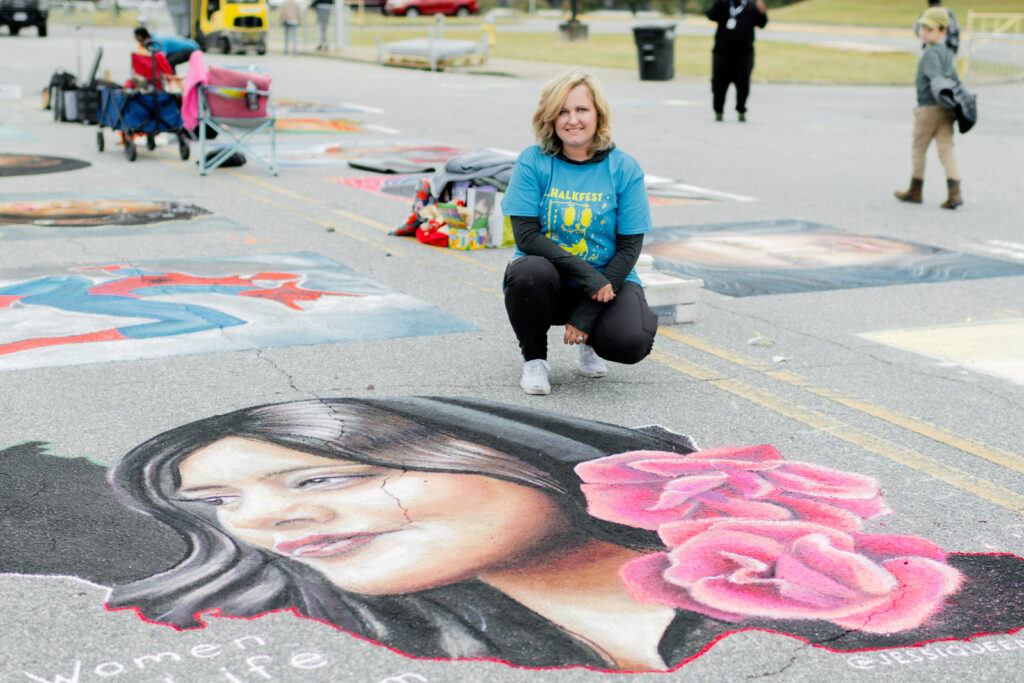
[{"x1": 181, "y1": 50, "x2": 209, "y2": 130}]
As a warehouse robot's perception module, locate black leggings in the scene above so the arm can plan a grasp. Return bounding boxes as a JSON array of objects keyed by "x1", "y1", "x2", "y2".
[
  {"x1": 711, "y1": 51, "x2": 754, "y2": 114},
  {"x1": 503, "y1": 255, "x2": 658, "y2": 364}
]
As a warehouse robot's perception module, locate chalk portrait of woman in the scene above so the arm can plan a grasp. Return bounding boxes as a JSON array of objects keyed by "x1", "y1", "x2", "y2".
[
  {"x1": 642, "y1": 222, "x2": 1024, "y2": 297},
  {"x1": 108, "y1": 397, "x2": 1024, "y2": 672}
]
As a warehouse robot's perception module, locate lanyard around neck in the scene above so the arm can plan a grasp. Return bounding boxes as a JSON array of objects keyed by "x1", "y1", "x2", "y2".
[{"x1": 729, "y1": 0, "x2": 747, "y2": 18}]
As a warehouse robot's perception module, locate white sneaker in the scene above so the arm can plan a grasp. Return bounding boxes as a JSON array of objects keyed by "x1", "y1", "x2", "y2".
[
  {"x1": 520, "y1": 359, "x2": 551, "y2": 395},
  {"x1": 577, "y1": 344, "x2": 607, "y2": 378}
]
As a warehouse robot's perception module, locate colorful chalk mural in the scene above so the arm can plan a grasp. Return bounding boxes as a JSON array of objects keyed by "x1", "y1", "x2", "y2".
[
  {"x1": 0, "y1": 253, "x2": 476, "y2": 371},
  {"x1": 1, "y1": 398, "x2": 1022, "y2": 673},
  {"x1": 644, "y1": 220, "x2": 1024, "y2": 297},
  {"x1": 275, "y1": 119, "x2": 365, "y2": 133},
  {"x1": 0, "y1": 153, "x2": 90, "y2": 176}
]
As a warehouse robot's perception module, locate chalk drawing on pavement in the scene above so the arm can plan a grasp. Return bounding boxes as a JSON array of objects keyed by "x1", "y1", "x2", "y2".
[
  {"x1": 0, "y1": 153, "x2": 89, "y2": 176},
  {"x1": 2, "y1": 398, "x2": 1023, "y2": 673},
  {"x1": 0, "y1": 191, "x2": 243, "y2": 241},
  {"x1": 644, "y1": 220, "x2": 1024, "y2": 297},
  {"x1": 276, "y1": 118, "x2": 365, "y2": 133},
  {"x1": 0, "y1": 253, "x2": 477, "y2": 371}
]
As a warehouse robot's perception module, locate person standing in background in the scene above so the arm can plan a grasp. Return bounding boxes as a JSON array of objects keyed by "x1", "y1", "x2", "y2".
[
  {"x1": 310, "y1": 0, "x2": 333, "y2": 50},
  {"x1": 915, "y1": 0, "x2": 960, "y2": 54},
  {"x1": 279, "y1": 0, "x2": 302, "y2": 56},
  {"x1": 705, "y1": 0, "x2": 768, "y2": 122},
  {"x1": 894, "y1": 8, "x2": 964, "y2": 210}
]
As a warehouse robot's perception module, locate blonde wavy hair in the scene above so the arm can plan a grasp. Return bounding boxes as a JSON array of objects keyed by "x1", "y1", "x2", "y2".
[{"x1": 532, "y1": 68, "x2": 613, "y2": 157}]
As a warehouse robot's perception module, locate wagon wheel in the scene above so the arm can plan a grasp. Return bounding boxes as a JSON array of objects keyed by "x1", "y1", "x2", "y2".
[
  {"x1": 177, "y1": 132, "x2": 190, "y2": 160},
  {"x1": 96, "y1": 130, "x2": 104, "y2": 152},
  {"x1": 125, "y1": 137, "x2": 137, "y2": 162},
  {"x1": 146, "y1": 132, "x2": 156, "y2": 151}
]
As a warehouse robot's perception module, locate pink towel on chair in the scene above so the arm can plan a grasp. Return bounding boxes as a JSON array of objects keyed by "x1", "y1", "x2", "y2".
[
  {"x1": 205, "y1": 67, "x2": 272, "y2": 119},
  {"x1": 181, "y1": 50, "x2": 209, "y2": 130}
]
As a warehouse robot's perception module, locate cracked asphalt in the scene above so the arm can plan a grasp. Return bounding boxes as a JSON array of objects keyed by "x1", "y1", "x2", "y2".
[{"x1": 2, "y1": 19, "x2": 1023, "y2": 683}]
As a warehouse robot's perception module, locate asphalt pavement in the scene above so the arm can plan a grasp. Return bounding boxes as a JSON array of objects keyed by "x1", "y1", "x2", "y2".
[{"x1": 2, "y1": 22, "x2": 1024, "y2": 683}]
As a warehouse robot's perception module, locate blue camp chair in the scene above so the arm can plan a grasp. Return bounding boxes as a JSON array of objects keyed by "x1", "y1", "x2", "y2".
[{"x1": 196, "y1": 65, "x2": 276, "y2": 176}]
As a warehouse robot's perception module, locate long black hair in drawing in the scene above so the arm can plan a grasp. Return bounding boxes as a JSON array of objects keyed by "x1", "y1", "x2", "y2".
[{"x1": 107, "y1": 396, "x2": 698, "y2": 663}]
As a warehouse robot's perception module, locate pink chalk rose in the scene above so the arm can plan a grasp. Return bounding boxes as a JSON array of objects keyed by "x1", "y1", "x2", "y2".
[
  {"x1": 576, "y1": 447, "x2": 889, "y2": 533},
  {"x1": 622, "y1": 520, "x2": 962, "y2": 634}
]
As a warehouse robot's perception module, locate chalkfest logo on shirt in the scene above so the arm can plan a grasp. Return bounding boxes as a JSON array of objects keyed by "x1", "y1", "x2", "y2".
[
  {"x1": 544, "y1": 187, "x2": 611, "y2": 262},
  {"x1": 546, "y1": 188, "x2": 607, "y2": 204}
]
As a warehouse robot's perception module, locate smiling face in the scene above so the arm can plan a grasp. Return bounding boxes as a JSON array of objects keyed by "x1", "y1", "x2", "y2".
[
  {"x1": 176, "y1": 437, "x2": 575, "y2": 595},
  {"x1": 555, "y1": 84, "x2": 598, "y2": 161}
]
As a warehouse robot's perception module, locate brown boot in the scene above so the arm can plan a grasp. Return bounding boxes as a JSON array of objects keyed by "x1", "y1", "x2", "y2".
[
  {"x1": 941, "y1": 178, "x2": 963, "y2": 210},
  {"x1": 894, "y1": 178, "x2": 924, "y2": 203}
]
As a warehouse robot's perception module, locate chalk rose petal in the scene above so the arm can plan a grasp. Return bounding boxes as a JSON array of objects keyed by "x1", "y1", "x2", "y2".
[
  {"x1": 686, "y1": 445, "x2": 784, "y2": 464},
  {"x1": 621, "y1": 520, "x2": 962, "y2": 634},
  {"x1": 762, "y1": 463, "x2": 881, "y2": 499},
  {"x1": 830, "y1": 557, "x2": 963, "y2": 633},
  {"x1": 650, "y1": 474, "x2": 731, "y2": 510},
  {"x1": 851, "y1": 532, "x2": 947, "y2": 563},
  {"x1": 664, "y1": 529, "x2": 787, "y2": 586},
  {"x1": 619, "y1": 553, "x2": 744, "y2": 622},
  {"x1": 580, "y1": 483, "x2": 701, "y2": 530},
  {"x1": 768, "y1": 493, "x2": 876, "y2": 532},
  {"x1": 576, "y1": 448, "x2": 890, "y2": 533}
]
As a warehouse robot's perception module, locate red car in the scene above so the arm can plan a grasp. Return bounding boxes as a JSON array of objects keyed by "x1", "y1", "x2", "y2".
[{"x1": 384, "y1": 0, "x2": 476, "y2": 17}]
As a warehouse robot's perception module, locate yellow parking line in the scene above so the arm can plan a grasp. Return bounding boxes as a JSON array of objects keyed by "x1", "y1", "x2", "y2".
[
  {"x1": 330, "y1": 207, "x2": 391, "y2": 233},
  {"x1": 650, "y1": 349, "x2": 1024, "y2": 513},
  {"x1": 657, "y1": 326, "x2": 1024, "y2": 476},
  {"x1": 226, "y1": 170, "x2": 309, "y2": 201}
]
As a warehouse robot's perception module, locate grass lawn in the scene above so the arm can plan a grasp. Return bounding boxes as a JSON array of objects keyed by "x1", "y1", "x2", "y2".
[
  {"x1": 353, "y1": 29, "x2": 919, "y2": 83},
  {"x1": 771, "y1": 0, "x2": 1024, "y2": 28}
]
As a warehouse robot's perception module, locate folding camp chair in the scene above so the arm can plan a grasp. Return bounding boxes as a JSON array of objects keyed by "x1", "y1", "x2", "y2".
[{"x1": 196, "y1": 65, "x2": 276, "y2": 176}]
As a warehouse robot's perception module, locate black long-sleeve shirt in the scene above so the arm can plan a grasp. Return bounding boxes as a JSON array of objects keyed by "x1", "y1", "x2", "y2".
[{"x1": 707, "y1": 0, "x2": 767, "y2": 57}]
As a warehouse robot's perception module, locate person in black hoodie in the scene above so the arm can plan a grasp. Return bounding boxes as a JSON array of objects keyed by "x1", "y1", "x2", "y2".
[{"x1": 706, "y1": 0, "x2": 768, "y2": 122}]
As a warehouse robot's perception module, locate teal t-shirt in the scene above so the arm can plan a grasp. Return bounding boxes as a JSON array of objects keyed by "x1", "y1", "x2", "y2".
[{"x1": 501, "y1": 145, "x2": 651, "y2": 286}]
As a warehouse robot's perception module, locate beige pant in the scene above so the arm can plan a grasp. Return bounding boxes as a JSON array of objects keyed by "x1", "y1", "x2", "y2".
[{"x1": 912, "y1": 105, "x2": 959, "y2": 181}]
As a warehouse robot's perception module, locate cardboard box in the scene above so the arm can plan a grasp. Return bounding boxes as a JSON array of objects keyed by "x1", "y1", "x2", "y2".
[{"x1": 639, "y1": 270, "x2": 703, "y2": 324}]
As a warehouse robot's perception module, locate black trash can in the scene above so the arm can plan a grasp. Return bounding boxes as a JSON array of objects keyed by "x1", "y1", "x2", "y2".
[{"x1": 632, "y1": 24, "x2": 675, "y2": 81}]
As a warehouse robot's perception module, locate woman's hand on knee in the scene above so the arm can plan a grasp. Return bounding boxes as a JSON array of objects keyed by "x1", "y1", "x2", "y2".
[
  {"x1": 590, "y1": 284, "x2": 615, "y2": 303},
  {"x1": 564, "y1": 324, "x2": 588, "y2": 346}
]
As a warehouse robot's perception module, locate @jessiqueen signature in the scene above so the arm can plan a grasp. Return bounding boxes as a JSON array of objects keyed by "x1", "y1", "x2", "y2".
[{"x1": 847, "y1": 636, "x2": 1024, "y2": 669}]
